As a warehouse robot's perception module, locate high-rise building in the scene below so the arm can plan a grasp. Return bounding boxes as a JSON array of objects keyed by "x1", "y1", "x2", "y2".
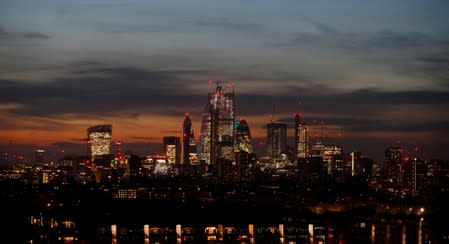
[
  {"x1": 198, "y1": 83, "x2": 235, "y2": 165},
  {"x1": 266, "y1": 122, "x2": 287, "y2": 160},
  {"x1": 188, "y1": 129, "x2": 199, "y2": 164},
  {"x1": 323, "y1": 145, "x2": 342, "y2": 175},
  {"x1": 235, "y1": 119, "x2": 253, "y2": 154},
  {"x1": 87, "y1": 124, "x2": 112, "y2": 160},
  {"x1": 182, "y1": 113, "x2": 193, "y2": 164},
  {"x1": 384, "y1": 147, "x2": 404, "y2": 185},
  {"x1": 294, "y1": 113, "x2": 308, "y2": 159},
  {"x1": 163, "y1": 136, "x2": 180, "y2": 164},
  {"x1": 35, "y1": 149, "x2": 45, "y2": 164},
  {"x1": 115, "y1": 140, "x2": 123, "y2": 161}
]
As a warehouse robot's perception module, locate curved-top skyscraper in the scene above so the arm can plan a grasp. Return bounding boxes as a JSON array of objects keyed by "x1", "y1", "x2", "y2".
[
  {"x1": 87, "y1": 124, "x2": 112, "y2": 160},
  {"x1": 236, "y1": 119, "x2": 253, "y2": 154}
]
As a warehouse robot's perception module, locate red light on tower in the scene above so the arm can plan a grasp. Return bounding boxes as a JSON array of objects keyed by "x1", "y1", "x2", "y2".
[{"x1": 227, "y1": 80, "x2": 234, "y2": 88}]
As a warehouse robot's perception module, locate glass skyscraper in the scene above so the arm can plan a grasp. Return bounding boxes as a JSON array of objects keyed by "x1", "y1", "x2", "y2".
[{"x1": 87, "y1": 124, "x2": 112, "y2": 160}]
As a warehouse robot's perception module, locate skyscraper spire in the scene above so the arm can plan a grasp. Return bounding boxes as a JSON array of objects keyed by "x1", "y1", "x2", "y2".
[{"x1": 182, "y1": 112, "x2": 192, "y2": 164}]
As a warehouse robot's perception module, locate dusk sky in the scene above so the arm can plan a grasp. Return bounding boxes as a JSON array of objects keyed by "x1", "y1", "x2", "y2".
[{"x1": 1, "y1": 0, "x2": 449, "y2": 162}]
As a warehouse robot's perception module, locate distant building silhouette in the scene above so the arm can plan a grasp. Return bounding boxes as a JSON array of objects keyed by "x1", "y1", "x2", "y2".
[
  {"x1": 35, "y1": 149, "x2": 45, "y2": 165},
  {"x1": 266, "y1": 122, "x2": 287, "y2": 160}
]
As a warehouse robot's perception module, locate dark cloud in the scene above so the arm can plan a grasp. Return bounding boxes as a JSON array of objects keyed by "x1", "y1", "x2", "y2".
[
  {"x1": 302, "y1": 18, "x2": 338, "y2": 34},
  {"x1": 0, "y1": 64, "x2": 210, "y2": 118},
  {"x1": 287, "y1": 25, "x2": 449, "y2": 64},
  {"x1": 236, "y1": 88, "x2": 449, "y2": 117},
  {"x1": 415, "y1": 54, "x2": 449, "y2": 87},
  {"x1": 348, "y1": 121, "x2": 449, "y2": 133},
  {"x1": 0, "y1": 25, "x2": 50, "y2": 41}
]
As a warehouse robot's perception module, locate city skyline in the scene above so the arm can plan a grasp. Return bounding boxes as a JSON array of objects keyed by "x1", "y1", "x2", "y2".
[{"x1": 1, "y1": 0, "x2": 449, "y2": 162}]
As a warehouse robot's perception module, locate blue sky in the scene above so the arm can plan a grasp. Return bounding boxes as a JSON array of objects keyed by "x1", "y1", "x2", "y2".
[{"x1": 1, "y1": 0, "x2": 449, "y2": 161}]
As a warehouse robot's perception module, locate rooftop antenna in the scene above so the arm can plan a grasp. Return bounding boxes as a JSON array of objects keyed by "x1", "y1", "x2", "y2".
[{"x1": 271, "y1": 104, "x2": 276, "y2": 122}]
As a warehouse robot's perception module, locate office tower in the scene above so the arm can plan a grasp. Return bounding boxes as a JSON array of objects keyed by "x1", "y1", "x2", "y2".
[
  {"x1": 198, "y1": 112, "x2": 211, "y2": 164},
  {"x1": 182, "y1": 113, "x2": 193, "y2": 164},
  {"x1": 188, "y1": 129, "x2": 199, "y2": 164},
  {"x1": 114, "y1": 140, "x2": 123, "y2": 161},
  {"x1": 384, "y1": 147, "x2": 404, "y2": 185},
  {"x1": 163, "y1": 136, "x2": 181, "y2": 164},
  {"x1": 310, "y1": 141, "x2": 325, "y2": 158},
  {"x1": 266, "y1": 122, "x2": 287, "y2": 160},
  {"x1": 198, "y1": 83, "x2": 235, "y2": 164},
  {"x1": 235, "y1": 119, "x2": 253, "y2": 153},
  {"x1": 294, "y1": 113, "x2": 308, "y2": 159},
  {"x1": 35, "y1": 149, "x2": 45, "y2": 164},
  {"x1": 87, "y1": 124, "x2": 112, "y2": 160},
  {"x1": 323, "y1": 145, "x2": 342, "y2": 175}
]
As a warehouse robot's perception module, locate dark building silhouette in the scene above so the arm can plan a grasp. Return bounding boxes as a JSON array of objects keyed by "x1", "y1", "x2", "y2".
[
  {"x1": 182, "y1": 113, "x2": 192, "y2": 164},
  {"x1": 266, "y1": 122, "x2": 287, "y2": 160}
]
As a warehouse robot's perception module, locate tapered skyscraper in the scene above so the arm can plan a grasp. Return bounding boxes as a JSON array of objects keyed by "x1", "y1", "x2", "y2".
[
  {"x1": 236, "y1": 119, "x2": 253, "y2": 153},
  {"x1": 198, "y1": 82, "x2": 235, "y2": 164},
  {"x1": 182, "y1": 113, "x2": 192, "y2": 164}
]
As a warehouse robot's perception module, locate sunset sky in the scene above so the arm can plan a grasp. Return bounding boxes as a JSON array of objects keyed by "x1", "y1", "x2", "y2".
[{"x1": 1, "y1": 0, "x2": 449, "y2": 162}]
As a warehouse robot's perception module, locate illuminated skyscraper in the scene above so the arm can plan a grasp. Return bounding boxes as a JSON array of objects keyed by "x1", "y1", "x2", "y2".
[
  {"x1": 163, "y1": 136, "x2": 181, "y2": 164},
  {"x1": 384, "y1": 147, "x2": 404, "y2": 185},
  {"x1": 294, "y1": 113, "x2": 308, "y2": 159},
  {"x1": 182, "y1": 113, "x2": 192, "y2": 164},
  {"x1": 87, "y1": 124, "x2": 112, "y2": 160},
  {"x1": 235, "y1": 119, "x2": 253, "y2": 153},
  {"x1": 198, "y1": 112, "x2": 211, "y2": 164},
  {"x1": 188, "y1": 129, "x2": 199, "y2": 164},
  {"x1": 266, "y1": 122, "x2": 287, "y2": 160},
  {"x1": 198, "y1": 82, "x2": 235, "y2": 164},
  {"x1": 323, "y1": 145, "x2": 342, "y2": 175}
]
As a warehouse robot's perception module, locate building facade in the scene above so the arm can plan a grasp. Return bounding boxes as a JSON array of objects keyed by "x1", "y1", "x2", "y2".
[
  {"x1": 294, "y1": 113, "x2": 309, "y2": 160},
  {"x1": 163, "y1": 136, "x2": 181, "y2": 165},
  {"x1": 198, "y1": 83, "x2": 235, "y2": 165},
  {"x1": 266, "y1": 122, "x2": 287, "y2": 161},
  {"x1": 87, "y1": 124, "x2": 112, "y2": 161}
]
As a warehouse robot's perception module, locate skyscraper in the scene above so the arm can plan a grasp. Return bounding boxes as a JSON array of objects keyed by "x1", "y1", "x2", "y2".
[
  {"x1": 163, "y1": 136, "x2": 181, "y2": 164},
  {"x1": 198, "y1": 82, "x2": 235, "y2": 165},
  {"x1": 235, "y1": 119, "x2": 253, "y2": 154},
  {"x1": 384, "y1": 147, "x2": 404, "y2": 186},
  {"x1": 87, "y1": 124, "x2": 112, "y2": 160},
  {"x1": 35, "y1": 149, "x2": 45, "y2": 165},
  {"x1": 266, "y1": 122, "x2": 287, "y2": 160},
  {"x1": 182, "y1": 113, "x2": 192, "y2": 164},
  {"x1": 198, "y1": 112, "x2": 211, "y2": 164},
  {"x1": 294, "y1": 113, "x2": 308, "y2": 159},
  {"x1": 188, "y1": 129, "x2": 198, "y2": 164}
]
